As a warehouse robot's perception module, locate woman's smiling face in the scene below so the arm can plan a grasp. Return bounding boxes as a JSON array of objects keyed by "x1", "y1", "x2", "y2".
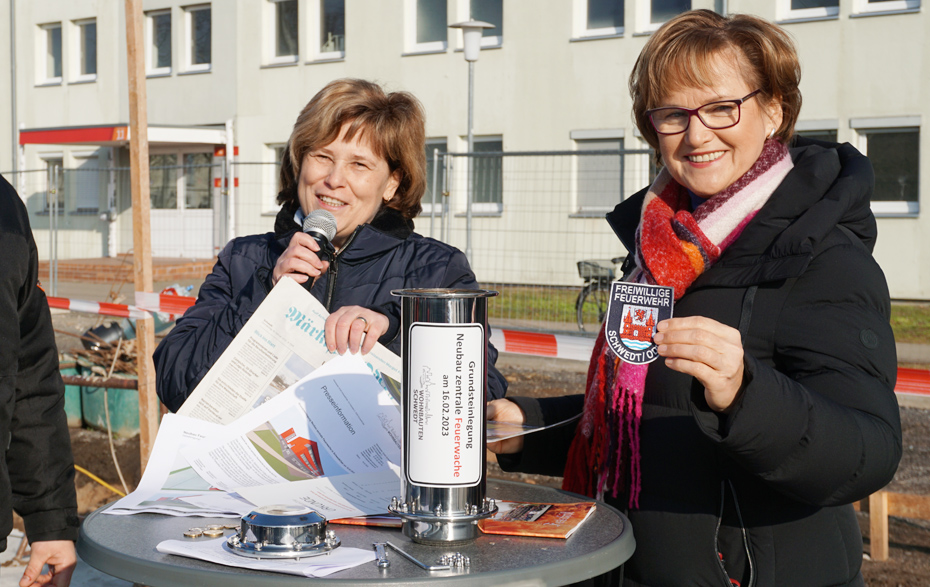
[
  {"x1": 656, "y1": 54, "x2": 783, "y2": 198},
  {"x1": 298, "y1": 122, "x2": 400, "y2": 248}
]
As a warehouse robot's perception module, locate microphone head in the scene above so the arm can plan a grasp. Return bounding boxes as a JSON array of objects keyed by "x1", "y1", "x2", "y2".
[{"x1": 302, "y1": 209, "x2": 337, "y2": 242}]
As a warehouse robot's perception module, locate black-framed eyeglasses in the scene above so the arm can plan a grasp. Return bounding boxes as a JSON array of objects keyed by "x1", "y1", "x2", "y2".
[{"x1": 645, "y1": 90, "x2": 762, "y2": 135}]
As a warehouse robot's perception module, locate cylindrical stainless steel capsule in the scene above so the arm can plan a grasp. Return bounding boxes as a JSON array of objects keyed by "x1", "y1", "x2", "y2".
[{"x1": 389, "y1": 288, "x2": 499, "y2": 545}]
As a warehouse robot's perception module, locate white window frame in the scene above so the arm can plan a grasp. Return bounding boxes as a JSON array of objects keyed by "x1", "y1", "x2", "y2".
[
  {"x1": 72, "y1": 18, "x2": 96, "y2": 82},
  {"x1": 463, "y1": 135, "x2": 503, "y2": 214},
  {"x1": 183, "y1": 4, "x2": 212, "y2": 73},
  {"x1": 266, "y1": 143, "x2": 287, "y2": 213},
  {"x1": 776, "y1": 0, "x2": 839, "y2": 22},
  {"x1": 72, "y1": 151, "x2": 101, "y2": 213},
  {"x1": 455, "y1": 0, "x2": 502, "y2": 49},
  {"x1": 310, "y1": 0, "x2": 346, "y2": 61},
  {"x1": 38, "y1": 23, "x2": 63, "y2": 85},
  {"x1": 146, "y1": 9, "x2": 172, "y2": 76},
  {"x1": 148, "y1": 148, "x2": 215, "y2": 211},
  {"x1": 852, "y1": 0, "x2": 920, "y2": 14},
  {"x1": 636, "y1": 0, "x2": 692, "y2": 34},
  {"x1": 266, "y1": 0, "x2": 299, "y2": 65},
  {"x1": 572, "y1": 129, "x2": 625, "y2": 214},
  {"x1": 422, "y1": 138, "x2": 448, "y2": 215},
  {"x1": 40, "y1": 153, "x2": 64, "y2": 212},
  {"x1": 404, "y1": 0, "x2": 448, "y2": 54},
  {"x1": 573, "y1": 0, "x2": 624, "y2": 39},
  {"x1": 853, "y1": 118, "x2": 920, "y2": 216}
]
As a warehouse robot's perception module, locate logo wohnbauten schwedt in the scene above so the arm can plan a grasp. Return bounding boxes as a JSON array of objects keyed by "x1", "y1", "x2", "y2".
[{"x1": 604, "y1": 282, "x2": 674, "y2": 365}]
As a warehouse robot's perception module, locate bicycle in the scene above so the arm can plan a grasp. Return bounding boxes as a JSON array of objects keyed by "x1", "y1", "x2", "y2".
[{"x1": 575, "y1": 257, "x2": 623, "y2": 332}]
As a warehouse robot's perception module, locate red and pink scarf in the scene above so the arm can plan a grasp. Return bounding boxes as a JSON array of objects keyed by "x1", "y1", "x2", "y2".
[{"x1": 562, "y1": 139, "x2": 793, "y2": 507}]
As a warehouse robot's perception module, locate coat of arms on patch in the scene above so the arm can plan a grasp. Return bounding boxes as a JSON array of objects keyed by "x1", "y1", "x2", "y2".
[{"x1": 604, "y1": 282, "x2": 674, "y2": 364}]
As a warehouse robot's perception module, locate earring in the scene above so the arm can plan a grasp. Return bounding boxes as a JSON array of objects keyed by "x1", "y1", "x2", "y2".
[{"x1": 768, "y1": 128, "x2": 776, "y2": 139}]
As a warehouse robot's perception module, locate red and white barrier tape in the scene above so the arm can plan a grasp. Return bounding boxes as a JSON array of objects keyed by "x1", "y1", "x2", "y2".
[
  {"x1": 490, "y1": 329, "x2": 595, "y2": 363},
  {"x1": 47, "y1": 296, "x2": 151, "y2": 320},
  {"x1": 46, "y1": 292, "x2": 196, "y2": 320}
]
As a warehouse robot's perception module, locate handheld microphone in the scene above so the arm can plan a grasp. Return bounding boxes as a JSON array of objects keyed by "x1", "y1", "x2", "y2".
[{"x1": 302, "y1": 209, "x2": 337, "y2": 264}]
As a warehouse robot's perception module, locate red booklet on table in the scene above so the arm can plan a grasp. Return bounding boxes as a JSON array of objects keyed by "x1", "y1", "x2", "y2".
[{"x1": 478, "y1": 501, "x2": 596, "y2": 539}]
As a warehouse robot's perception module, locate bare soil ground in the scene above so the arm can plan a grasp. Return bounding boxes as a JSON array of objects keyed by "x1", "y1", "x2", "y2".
[{"x1": 52, "y1": 312, "x2": 930, "y2": 585}]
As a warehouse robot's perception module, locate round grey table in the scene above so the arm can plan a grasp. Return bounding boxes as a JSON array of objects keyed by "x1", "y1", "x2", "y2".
[{"x1": 78, "y1": 479, "x2": 634, "y2": 586}]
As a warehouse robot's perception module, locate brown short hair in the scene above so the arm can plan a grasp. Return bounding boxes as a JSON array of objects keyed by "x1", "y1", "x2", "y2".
[
  {"x1": 277, "y1": 78, "x2": 427, "y2": 220},
  {"x1": 630, "y1": 10, "x2": 802, "y2": 156}
]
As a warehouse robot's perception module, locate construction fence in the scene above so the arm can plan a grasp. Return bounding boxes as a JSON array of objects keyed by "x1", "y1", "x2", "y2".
[{"x1": 6, "y1": 148, "x2": 656, "y2": 334}]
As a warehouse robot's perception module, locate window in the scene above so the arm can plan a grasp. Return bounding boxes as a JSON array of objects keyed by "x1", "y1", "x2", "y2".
[
  {"x1": 185, "y1": 4, "x2": 211, "y2": 72},
  {"x1": 637, "y1": 0, "x2": 689, "y2": 33},
  {"x1": 471, "y1": 137, "x2": 503, "y2": 212},
  {"x1": 714, "y1": 0, "x2": 728, "y2": 14},
  {"x1": 576, "y1": 139, "x2": 622, "y2": 213},
  {"x1": 76, "y1": 19, "x2": 96, "y2": 80},
  {"x1": 150, "y1": 154, "x2": 179, "y2": 209},
  {"x1": 73, "y1": 155, "x2": 100, "y2": 212},
  {"x1": 407, "y1": 0, "x2": 447, "y2": 53},
  {"x1": 778, "y1": 0, "x2": 839, "y2": 21},
  {"x1": 423, "y1": 138, "x2": 448, "y2": 213},
  {"x1": 857, "y1": 127, "x2": 919, "y2": 215},
  {"x1": 43, "y1": 157, "x2": 64, "y2": 211},
  {"x1": 852, "y1": 0, "x2": 920, "y2": 14},
  {"x1": 147, "y1": 10, "x2": 172, "y2": 75},
  {"x1": 796, "y1": 129, "x2": 838, "y2": 143},
  {"x1": 267, "y1": 144, "x2": 287, "y2": 211},
  {"x1": 40, "y1": 23, "x2": 63, "y2": 83},
  {"x1": 316, "y1": 0, "x2": 345, "y2": 58},
  {"x1": 271, "y1": 0, "x2": 299, "y2": 63},
  {"x1": 575, "y1": 0, "x2": 624, "y2": 38},
  {"x1": 184, "y1": 153, "x2": 213, "y2": 209},
  {"x1": 470, "y1": 0, "x2": 502, "y2": 46}
]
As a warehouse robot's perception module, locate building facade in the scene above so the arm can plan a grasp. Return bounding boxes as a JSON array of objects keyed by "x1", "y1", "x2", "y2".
[{"x1": 2, "y1": 0, "x2": 927, "y2": 299}]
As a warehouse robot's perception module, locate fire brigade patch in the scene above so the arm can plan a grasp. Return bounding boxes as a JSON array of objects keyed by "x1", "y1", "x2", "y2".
[{"x1": 604, "y1": 282, "x2": 674, "y2": 364}]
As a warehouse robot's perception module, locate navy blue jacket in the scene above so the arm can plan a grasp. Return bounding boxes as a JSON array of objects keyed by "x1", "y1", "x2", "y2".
[
  {"x1": 501, "y1": 139, "x2": 901, "y2": 587},
  {"x1": 0, "y1": 174, "x2": 79, "y2": 551},
  {"x1": 155, "y1": 206, "x2": 507, "y2": 412}
]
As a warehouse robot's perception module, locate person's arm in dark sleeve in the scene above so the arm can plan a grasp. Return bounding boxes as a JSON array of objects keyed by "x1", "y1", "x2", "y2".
[
  {"x1": 154, "y1": 240, "x2": 272, "y2": 412},
  {"x1": 495, "y1": 394, "x2": 585, "y2": 477},
  {"x1": 2, "y1": 207, "x2": 78, "y2": 544},
  {"x1": 691, "y1": 243, "x2": 901, "y2": 506}
]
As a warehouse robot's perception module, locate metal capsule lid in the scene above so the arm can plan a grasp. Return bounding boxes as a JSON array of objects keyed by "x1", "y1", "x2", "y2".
[
  {"x1": 391, "y1": 288, "x2": 499, "y2": 299},
  {"x1": 243, "y1": 504, "x2": 326, "y2": 528},
  {"x1": 224, "y1": 504, "x2": 340, "y2": 560}
]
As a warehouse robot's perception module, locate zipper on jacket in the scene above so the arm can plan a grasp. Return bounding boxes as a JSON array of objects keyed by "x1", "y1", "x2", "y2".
[{"x1": 323, "y1": 227, "x2": 362, "y2": 311}]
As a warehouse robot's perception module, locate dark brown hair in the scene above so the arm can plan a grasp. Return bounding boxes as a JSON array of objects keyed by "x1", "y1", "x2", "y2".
[
  {"x1": 630, "y1": 10, "x2": 802, "y2": 157},
  {"x1": 278, "y1": 78, "x2": 427, "y2": 220}
]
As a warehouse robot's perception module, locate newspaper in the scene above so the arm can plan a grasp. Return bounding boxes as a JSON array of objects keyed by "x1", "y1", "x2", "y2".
[
  {"x1": 104, "y1": 413, "x2": 251, "y2": 517},
  {"x1": 187, "y1": 354, "x2": 401, "y2": 495},
  {"x1": 178, "y1": 277, "x2": 402, "y2": 425},
  {"x1": 106, "y1": 356, "x2": 402, "y2": 520}
]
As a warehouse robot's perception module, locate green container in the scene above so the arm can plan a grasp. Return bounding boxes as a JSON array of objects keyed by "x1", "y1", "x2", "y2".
[
  {"x1": 79, "y1": 366, "x2": 139, "y2": 438},
  {"x1": 59, "y1": 361, "x2": 83, "y2": 428}
]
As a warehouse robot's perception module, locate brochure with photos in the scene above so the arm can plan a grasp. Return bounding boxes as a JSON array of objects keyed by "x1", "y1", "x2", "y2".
[{"x1": 478, "y1": 501, "x2": 596, "y2": 539}]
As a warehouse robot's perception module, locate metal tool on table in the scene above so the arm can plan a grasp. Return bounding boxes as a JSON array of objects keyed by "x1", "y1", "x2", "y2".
[{"x1": 373, "y1": 541, "x2": 470, "y2": 571}]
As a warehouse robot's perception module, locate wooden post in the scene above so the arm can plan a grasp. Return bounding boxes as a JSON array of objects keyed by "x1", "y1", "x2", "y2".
[
  {"x1": 869, "y1": 491, "x2": 890, "y2": 561},
  {"x1": 124, "y1": 0, "x2": 159, "y2": 469}
]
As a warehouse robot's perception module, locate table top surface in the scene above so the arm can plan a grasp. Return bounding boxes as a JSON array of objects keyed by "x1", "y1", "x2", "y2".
[{"x1": 78, "y1": 479, "x2": 634, "y2": 587}]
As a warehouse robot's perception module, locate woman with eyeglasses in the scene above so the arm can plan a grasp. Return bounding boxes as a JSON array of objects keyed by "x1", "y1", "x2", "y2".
[{"x1": 489, "y1": 10, "x2": 900, "y2": 586}]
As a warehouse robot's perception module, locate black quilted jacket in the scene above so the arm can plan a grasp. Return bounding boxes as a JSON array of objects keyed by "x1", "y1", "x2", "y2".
[{"x1": 0, "y1": 174, "x2": 79, "y2": 551}]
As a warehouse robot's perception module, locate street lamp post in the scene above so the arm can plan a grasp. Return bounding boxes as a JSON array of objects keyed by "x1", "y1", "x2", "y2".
[{"x1": 448, "y1": 20, "x2": 494, "y2": 263}]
